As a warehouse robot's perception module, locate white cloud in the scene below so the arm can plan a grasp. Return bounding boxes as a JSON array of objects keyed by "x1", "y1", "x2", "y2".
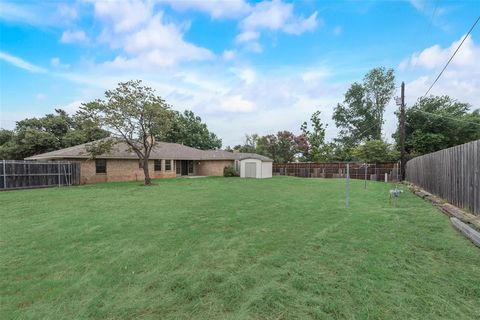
[
  {"x1": 160, "y1": 0, "x2": 251, "y2": 19},
  {"x1": 91, "y1": 0, "x2": 152, "y2": 33},
  {"x1": 409, "y1": 0, "x2": 450, "y2": 30},
  {"x1": 333, "y1": 25, "x2": 342, "y2": 36},
  {"x1": 409, "y1": 0, "x2": 425, "y2": 12},
  {"x1": 35, "y1": 93, "x2": 46, "y2": 101},
  {"x1": 0, "y1": 1, "x2": 78, "y2": 27},
  {"x1": 236, "y1": 0, "x2": 319, "y2": 50},
  {"x1": 50, "y1": 57, "x2": 70, "y2": 69},
  {"x1": 220, "y1": 95, "x2": 254, "y2": 112},
  {"x1": 400, "y1": 35, "x2": 479, "y2": 73},
  {"x1": 103, "y1": 14, "x2": 214, "y2": 68},
  {"x1": 61, "y1": 30, "x2": 88, "y2": 43},
  {"x1": 247, "y1": 42, "x2": 263, "y2": 53},
  {"x1": 240, "y1": 0, "x2": 318, "y2": 34},
  {"x1": 51, "y1": 62, "x2": 346, "y2": 147},
  {"x1": 50, "y1": 57, "x2": 60, "y2": 67},
  {"x1": 0, "y1": 51, "x2": 47, "y2": 73},
  {"x1": 231, "y1": 67, "x2": 256, "y2": 84},
  {"x1": 222, "y1": 50, "x2": 236, "y2": 61},
  {"x1": 88, "y1": 1, "x2": 214, "y2": 68},
  {"x1": 63, "y1": 100, "x2": 85, "y2": 114},
  {"x1": 399, "y1": 35, "x2": 480, "y2": 106},
  {"x1": 57, "y1": 3, "x2": 77, "y2": 20},
  {"x1": 0, "y1": 2, "x2": 41, "y2": 25},
  {"x1": 235, "y1": 30, "x2": 260, "y2": 43}
]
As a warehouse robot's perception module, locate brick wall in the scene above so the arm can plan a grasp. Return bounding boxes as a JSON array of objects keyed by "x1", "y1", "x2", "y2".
[
  {"x1": 79, "y1": 159, "x2": 176, "y2": 184},
  {"x1": 77, "y1": 159, "x2": 231, "y2": 184},
  {"x1": 196, "y1": 160, "x2": 233, "y2": 176}
]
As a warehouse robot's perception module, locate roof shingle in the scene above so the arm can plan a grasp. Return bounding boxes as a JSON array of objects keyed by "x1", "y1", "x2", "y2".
[{"x1": 25, "y1": 139, "x2": 273, "y2": 162}]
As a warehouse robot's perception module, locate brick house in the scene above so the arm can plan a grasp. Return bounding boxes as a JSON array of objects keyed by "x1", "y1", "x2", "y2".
[{"x1": 25, "y1": 139, "x2": 273, "y2": 184}]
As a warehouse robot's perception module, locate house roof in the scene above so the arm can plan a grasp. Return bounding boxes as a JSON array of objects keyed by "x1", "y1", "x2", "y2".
[{"x1": 24, "y1": 139, "x2": 273, "y2": 162}]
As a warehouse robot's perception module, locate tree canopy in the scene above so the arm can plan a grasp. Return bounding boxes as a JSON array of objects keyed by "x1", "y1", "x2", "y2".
[
  {"x1": 232, "y1": 131, "x2": 307, "y2": 163},
  {"x1": 80, "y1": 80, "x2": 172, "y2": 185},
  {"x1": 394, "y1": 95, "x2": 480, "y2": 157},
  {"x1": 163, "y1": 110, "x2": 222, "y2": 150},
  {"x1": 300, "y1": 111, "x2": 328, "y2": 162},
  {"x1": 352, "y1": 140, "x2": 399, "y2": 163},
  {"x1": 0, "y1": 109, "x2": 109, "y2": 160},
  {"x1": 333, "y1": 67, "x2": 395, "y2": 143}
]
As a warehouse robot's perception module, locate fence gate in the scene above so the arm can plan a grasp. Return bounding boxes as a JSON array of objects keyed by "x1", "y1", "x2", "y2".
[{"x1": 0, "y1": 160, "x2": 81, "y2": 191}]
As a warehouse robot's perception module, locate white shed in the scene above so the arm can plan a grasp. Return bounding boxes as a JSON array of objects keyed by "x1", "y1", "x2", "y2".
[{"x1": 236, "y1": 154, "x2": 273, "y2": 179}]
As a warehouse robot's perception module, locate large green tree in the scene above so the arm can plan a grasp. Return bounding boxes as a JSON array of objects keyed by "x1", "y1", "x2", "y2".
[
  {"x1": 333, "y1": 67, "x2": 395, "y2": 143},
  {"x1": 0, "y1": 109, "x2": 108, "y2": 160},
  {"x1": 394, "y1": 95, "x2": 480, "y2": 156},
  {"x1": 300, "y1": 111, "x2": 328, "y2": 161},
  {"x1": 352, "y1": 139, "x2": 399, "y2": 163},
  {"x1": 233, "y1": 134, "x2": 259, "y2": 153},
  {"x1": 163, "y1": 110, "x2": 221, "y2": 150},
  {"x1": 80, "y1": 80, "x2": 172, "y2": 185},
  {"x1": 234, "y1": 131, "x2": 306, "y2": 163}
]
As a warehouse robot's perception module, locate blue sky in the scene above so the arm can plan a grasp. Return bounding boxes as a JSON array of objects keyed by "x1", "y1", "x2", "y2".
[{"x1": 1, "y1": 0, "x2": 479, "y2": 147}]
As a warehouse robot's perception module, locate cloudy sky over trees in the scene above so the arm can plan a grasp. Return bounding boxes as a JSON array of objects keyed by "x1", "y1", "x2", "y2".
[{"x1": 1, "y1": 0, "x2": 479, "y2": 146}]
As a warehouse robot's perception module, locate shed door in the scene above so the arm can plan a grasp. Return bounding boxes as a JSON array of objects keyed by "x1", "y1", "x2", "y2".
[{"x1": 245, "y1": 162, "x2": 257, "y2": 178}]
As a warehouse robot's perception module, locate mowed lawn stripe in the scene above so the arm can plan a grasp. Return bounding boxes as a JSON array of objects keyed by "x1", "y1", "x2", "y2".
[{"x1": 1, "y1": 177, "x2": 479, "y2": 319}]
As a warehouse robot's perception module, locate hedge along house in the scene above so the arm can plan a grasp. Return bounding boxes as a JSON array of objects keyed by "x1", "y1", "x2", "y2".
[{"x1": 25, "y1": 140, "x2": 273, "y2": 184}]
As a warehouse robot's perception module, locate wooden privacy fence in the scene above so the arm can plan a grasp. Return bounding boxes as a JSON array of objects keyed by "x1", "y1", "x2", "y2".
[
  {"x1": 0, "y1": 160, "x2": 81, "y2": 190},
  {"x1": 406, "y1": 140, "x2": 480, "y2": 215},
  {"x1": 273, "y1": 162, "x2": 400, "y2": 181}
]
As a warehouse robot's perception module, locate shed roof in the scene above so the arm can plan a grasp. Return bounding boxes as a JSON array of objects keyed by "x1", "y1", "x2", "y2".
[{"x1": 25, "y1": 139, "x2": 273, "y2": 162}]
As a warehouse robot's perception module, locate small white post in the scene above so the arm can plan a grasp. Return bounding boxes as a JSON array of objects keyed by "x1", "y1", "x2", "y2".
[
  {"x1": 385, "y1": 173, "x2": 388, "y2": 183},
  {"x1": 346, "y1": 163, "x2": 350, "y2": 208}
]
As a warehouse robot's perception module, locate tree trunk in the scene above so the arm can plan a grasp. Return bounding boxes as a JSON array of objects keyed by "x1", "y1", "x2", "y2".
[{"x1": 142, "y1": 158, "x2": 151, "y2": 185}]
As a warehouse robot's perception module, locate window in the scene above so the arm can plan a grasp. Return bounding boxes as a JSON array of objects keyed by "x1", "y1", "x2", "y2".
[
  {"x1": 165, "y1": 160, "x2": 172, "y2": 171},
  {"x1": 95, "y1": 159, "x2": 106, "y2": 174},
  {"x1": 154, "y1": 160, "x2": 162, "y2": 171},
  {"x1": 188, "y1": 161, "x2": 194, "y2": 174},
  {"x1": 139, "y1": 161, "x2": 144, "y2": 169}
]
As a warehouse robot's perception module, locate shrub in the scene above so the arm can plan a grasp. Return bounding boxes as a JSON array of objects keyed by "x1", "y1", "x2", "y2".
[{"x1": 223, "y1": 165, "x2": 239, "y2": 177}]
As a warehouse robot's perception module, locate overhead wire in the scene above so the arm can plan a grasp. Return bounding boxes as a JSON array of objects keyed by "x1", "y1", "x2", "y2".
[{"x1": 423, "y1": 15, "x2": 480, "y2": 97}]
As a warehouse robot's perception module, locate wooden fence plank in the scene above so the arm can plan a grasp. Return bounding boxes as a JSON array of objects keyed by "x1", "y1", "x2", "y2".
[
  {"x1": 0, "y1": 160, "x2": 81, "y2": 191},
  {"x1": 406, "y1": 140, "x2": 480, "y2": 215}
]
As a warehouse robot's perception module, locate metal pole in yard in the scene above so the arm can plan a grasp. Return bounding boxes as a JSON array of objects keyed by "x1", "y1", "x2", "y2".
[
  {"x1": 2, "y1": 160, "x2": 6, "y2": 189},
  {"x1": 58, "y1": 162, "x2": 61, "y2": 187},
  {"x1": 364, "y1": 163, "x2": 367, "y2": 189},
  {"x1": 346, "y1": 163, "x2": 350, "y2": 208}
]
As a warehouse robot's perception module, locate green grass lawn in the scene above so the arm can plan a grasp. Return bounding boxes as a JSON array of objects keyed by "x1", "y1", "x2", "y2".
[{"x1": 1, "y1": 177, "x2": 479, "y2": 319}]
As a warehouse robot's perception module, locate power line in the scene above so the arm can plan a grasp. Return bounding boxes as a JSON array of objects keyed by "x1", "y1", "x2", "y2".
[
  {"x1": 423, "y1": 15, "x2": 480, "y2": 97},
  {"x1": 413, "y1": 108, "x2": 480, "y2": 126},
  {"x1": 413, "y1": 3, "x2": 438, "y2": 70}
]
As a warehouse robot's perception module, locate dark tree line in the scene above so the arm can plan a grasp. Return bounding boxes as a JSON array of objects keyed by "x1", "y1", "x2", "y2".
[{"x1": 0, "y1": 110, "x2": 110, "y2": 160}]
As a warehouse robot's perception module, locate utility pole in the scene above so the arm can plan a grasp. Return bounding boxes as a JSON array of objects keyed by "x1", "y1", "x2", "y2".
[{"x1": 399, "y1": 82, "x2": 406, "y2": 181}]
